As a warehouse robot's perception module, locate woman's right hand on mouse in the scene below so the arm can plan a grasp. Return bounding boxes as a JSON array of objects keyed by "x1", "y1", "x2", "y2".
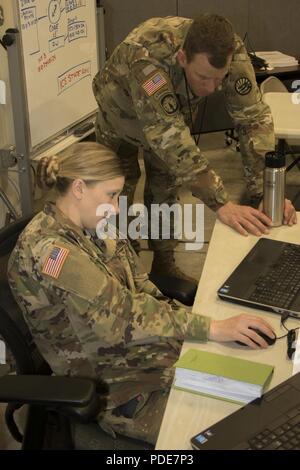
[{"x1": 209, "y1": 314, "x2": 275, "y2": 349}]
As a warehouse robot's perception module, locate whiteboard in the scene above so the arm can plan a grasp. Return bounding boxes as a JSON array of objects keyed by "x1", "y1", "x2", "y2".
[{"x1": 16, "y1": 0, "x2": 99, "y2": 150}]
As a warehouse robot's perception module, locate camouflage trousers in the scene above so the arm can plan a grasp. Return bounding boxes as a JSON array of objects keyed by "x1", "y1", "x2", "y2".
[
  {"x1": 95, "y1": 112, "x2": 179, "y2": 253},
  {"x1": 98, "y1": 389, "x2": 170, "y2": 445}
]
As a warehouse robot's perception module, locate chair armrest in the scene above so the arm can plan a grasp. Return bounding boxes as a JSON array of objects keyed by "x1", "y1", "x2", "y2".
[
  {"x1": 149, "y1": 273, "x2": 197, "y2": 306},
  {"x1": 0, "y1": 375, "x2": 97, "y2": 407},
  {"x1": 0, "y1": 375, "x2": 105, "y2": 423}
]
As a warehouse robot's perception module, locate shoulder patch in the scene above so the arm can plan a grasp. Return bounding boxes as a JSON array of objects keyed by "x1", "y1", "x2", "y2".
[
  {"x1": 142, "y1": 72, "x2": 167, "y2": 96},
  {"x1": 142, "y1": 64, "x2": 156, "y2": 77},
  {"x1": 159, "y1": 92, "x2": 179, "y2": 115},
  {"x1": 42, "y1": 245, "x2": 69, "y2": 279},
  {"x1": 235, "y1": 77, "x2": 252, "y2": 95}
]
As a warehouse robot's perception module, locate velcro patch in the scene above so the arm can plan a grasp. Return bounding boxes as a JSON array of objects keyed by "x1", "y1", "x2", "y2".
[
  {"x1": 142, "y1": 73, "x2": 167, "y2": 96},
  {"x1": 42, "y1": 245, "x2": 69, "y2": 279},
  {"x1": 160, "y1": 92, "x2": 179, "y2": 115},
  {"x1": 142, "y1": 64, "x2": 156, "y2": 77},
  {"x1": 235, "y1": 77, "x2": 252, "y2": 95}
]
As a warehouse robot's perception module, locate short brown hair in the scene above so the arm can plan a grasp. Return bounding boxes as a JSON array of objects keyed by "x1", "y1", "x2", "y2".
[{"x1": 183, "y1": 14, "x2": 235, "y2": 68}]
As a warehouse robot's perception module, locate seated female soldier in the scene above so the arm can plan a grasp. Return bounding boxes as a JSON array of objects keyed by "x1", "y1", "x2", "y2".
[{"x1": 7, "y1": 142, "x2": 275, "y2": 445}]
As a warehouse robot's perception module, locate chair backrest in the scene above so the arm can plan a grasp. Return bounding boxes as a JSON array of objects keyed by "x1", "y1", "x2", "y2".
[
  {"x1": 260, "y1": 76, "x2": 288, "y2": 95},
  {"x1": 0, "y1": 216, "x2": 32, "y2": 255},
  {"x1": 0, "y1": 216, "x2": 51, "y2": 375}
]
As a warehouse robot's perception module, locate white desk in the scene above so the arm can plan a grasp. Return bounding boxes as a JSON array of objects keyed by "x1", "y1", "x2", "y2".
[
  {"x1": 263, "y1": 92, "x2": 300, "y2": 139},
  {"x1": 156, "y1": 219, "x2": 300, "y2": 450}
]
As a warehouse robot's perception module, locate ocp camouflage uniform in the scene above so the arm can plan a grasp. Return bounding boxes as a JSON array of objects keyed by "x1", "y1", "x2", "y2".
[
  {"x1": 93, "y1": 16, "x2": 275, "y2": 251},
  {"x1": 7, "y1": 202, "x2": 210, "y2": 444}
]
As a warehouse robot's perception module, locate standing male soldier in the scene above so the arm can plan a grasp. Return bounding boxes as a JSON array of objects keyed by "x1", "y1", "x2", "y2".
[{"x1": 93, "y1": 14, "x2": 296, "y2": 282}]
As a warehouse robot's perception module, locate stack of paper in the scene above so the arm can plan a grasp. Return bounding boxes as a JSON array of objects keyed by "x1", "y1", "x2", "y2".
[
  {"x1": 173, "y1": 349, "x2": 274, "y2": 404},
  {"x1": 256, "y1": 51, "x2": 298, "y2": 68}
]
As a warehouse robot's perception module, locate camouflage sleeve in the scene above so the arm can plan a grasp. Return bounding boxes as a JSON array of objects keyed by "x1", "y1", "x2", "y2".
[
  {"x1": 34, "y1": 238, "x2": 211, "y2": 346},
  {"x1": 223, "y1": 36, "x2": 275, "y2": 198},
  {"x1": 125, "y1": 240, "x2": 168, "y2": 299},
  {"x1": 128, "y1": 61, "x2": 228, "y2": 211}
]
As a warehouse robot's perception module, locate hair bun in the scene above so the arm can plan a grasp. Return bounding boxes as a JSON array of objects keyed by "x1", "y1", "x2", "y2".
[{"x1": 37, "y1": 155, "x2": 60, "y2": 190}]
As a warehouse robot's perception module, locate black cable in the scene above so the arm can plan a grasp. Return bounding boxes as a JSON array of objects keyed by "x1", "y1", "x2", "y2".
[
  {"x1": 276, "y1": 312, "x2": 293, "y2": 339},
  {"x1": 246, "y1": 34, "x2": 256, "y2": 56},
  {"x1": 30, "y1": 164, "x2": 37, "y2": 198},
  {"x1": 243, "y1": 31, "x2": 257, "y2": 57},
  {"x1": 242, "y1": 31, "x2": 268, "y2": 70},
  {"x1": 285, "y1": 141, "x2": 300, "y2": 172},
  {"x1": 183, "y1": 71, "x2": 206, "y2": 146},
  {"x1": 287, "y1": 329, "x2": 297, "y2": 359},
  {"x1": 196, "y1": 97, "x2": 207, "y2": 146},
  {"x1": 280, "y1": 312, "x2": 290, "y2": 333},
  {"x1": 286, "y1": 159, "x2": 300, "y2": 172},
  {"x1": 184, "y1": 71, "x2": 196, "y2": 137},
  {"x1": 276, "y1": 313, "x2": 300, "y2": 360}
]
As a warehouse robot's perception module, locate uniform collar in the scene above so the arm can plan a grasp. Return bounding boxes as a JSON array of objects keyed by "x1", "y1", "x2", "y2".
[
  {"x1": 43, "y1": 201, "x2": 127, "y2": 259},
  {"x1": 43, "y1": 201, "x2": 86, "y2": 241},
  {"x1": 169, "y1": 18, "x2": 193, "y2": 66}
]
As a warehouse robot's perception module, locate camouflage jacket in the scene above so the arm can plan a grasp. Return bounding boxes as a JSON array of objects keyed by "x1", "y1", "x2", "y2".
[
  {"x1": 93, "y1": 16, "x2": 275, "y2": 209},
  {"x1": 8, "y1": 202, "x2": 210, "y2": 408}
]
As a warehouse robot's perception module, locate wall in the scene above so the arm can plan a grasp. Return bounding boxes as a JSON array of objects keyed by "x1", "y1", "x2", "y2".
[
  {"x1": 101, "y1": 0, "x2": 177, "y2": 55},
  {"x1": 177, "y1": 0, "x2": 249, "y2": 39},
  {"x1": 248, "y1": 0, "x2": 300, "y2": 57},
  {"x1": 101, "y1": 0, "x2": 300, "y2": 57}
]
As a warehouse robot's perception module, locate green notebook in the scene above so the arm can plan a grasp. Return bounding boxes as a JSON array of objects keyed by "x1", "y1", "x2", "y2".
[{"x1": 173, "y1": 349, "x2": 274, "y2": 404}]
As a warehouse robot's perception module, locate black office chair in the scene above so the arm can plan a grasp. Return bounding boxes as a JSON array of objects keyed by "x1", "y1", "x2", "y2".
[
  {"x1": 0, "y1": 216, "x2": 196, "y2": 449},
  {"x1": 149, "y1": 272, "x2": 197, "y2": 306}
]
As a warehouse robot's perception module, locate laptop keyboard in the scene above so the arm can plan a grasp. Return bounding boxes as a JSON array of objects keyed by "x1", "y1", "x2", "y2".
[
  {"x1": 249, "y1": 243, "x2": 300, "y2": 309},
  {"x1": 248, "y1": 408, "x2": 300, "y2": 450}
]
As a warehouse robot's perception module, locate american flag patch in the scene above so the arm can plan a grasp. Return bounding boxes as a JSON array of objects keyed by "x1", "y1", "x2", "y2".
[
  {"x1": 142, "y1": 73, "x2": 167, "y2": 96},
  {"x1": 42, "y1": 245, "x2": 69, "y2": 279}
]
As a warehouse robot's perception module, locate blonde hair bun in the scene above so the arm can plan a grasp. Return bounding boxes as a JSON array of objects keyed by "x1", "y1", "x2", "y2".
[
  {"x1": 36, "y1": 142, "x2": 123, "y2": 193},
  {"x1": 37, "y1": 155, "x2": 60, "y2": 190}
]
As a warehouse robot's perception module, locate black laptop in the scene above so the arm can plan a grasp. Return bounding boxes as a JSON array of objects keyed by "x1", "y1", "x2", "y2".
[
  {"x1": 218, "y1": 238, "x2": 300, "y2": 319},
  {"x1": 191, "y1": 372, "x2": 300, "y2": 450}
]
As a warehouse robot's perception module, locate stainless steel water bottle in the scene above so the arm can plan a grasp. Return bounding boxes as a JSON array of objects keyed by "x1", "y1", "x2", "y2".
[{"x1": 263, "y1": 152, "x2": 286, "y2": 227}]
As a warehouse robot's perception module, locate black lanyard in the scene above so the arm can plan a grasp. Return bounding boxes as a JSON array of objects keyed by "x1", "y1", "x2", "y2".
[{"x1": 183, "y1": 71, "x2": 207, "y2": 147}]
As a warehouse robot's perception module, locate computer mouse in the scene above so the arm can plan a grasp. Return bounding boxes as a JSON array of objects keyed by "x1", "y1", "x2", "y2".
[{"x1": 235, "y1": 327, "x2": 276, "y2": 347}]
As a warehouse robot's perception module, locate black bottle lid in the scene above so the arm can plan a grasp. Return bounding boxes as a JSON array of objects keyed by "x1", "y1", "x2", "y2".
[{"x1": 265, "y1": 152, "x2": 286, "y2": 168}]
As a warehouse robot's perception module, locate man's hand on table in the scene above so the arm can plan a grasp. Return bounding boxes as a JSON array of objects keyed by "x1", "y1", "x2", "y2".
[
  {"x1": 217, "y1": 200, "x2": 297, "y2": 236},
  {"x1": 217, "y1": 201, "x2": 272, "y2": 236},
  {"x1": 258, "y1": 198, "x2": 297, "y2": 226}
]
